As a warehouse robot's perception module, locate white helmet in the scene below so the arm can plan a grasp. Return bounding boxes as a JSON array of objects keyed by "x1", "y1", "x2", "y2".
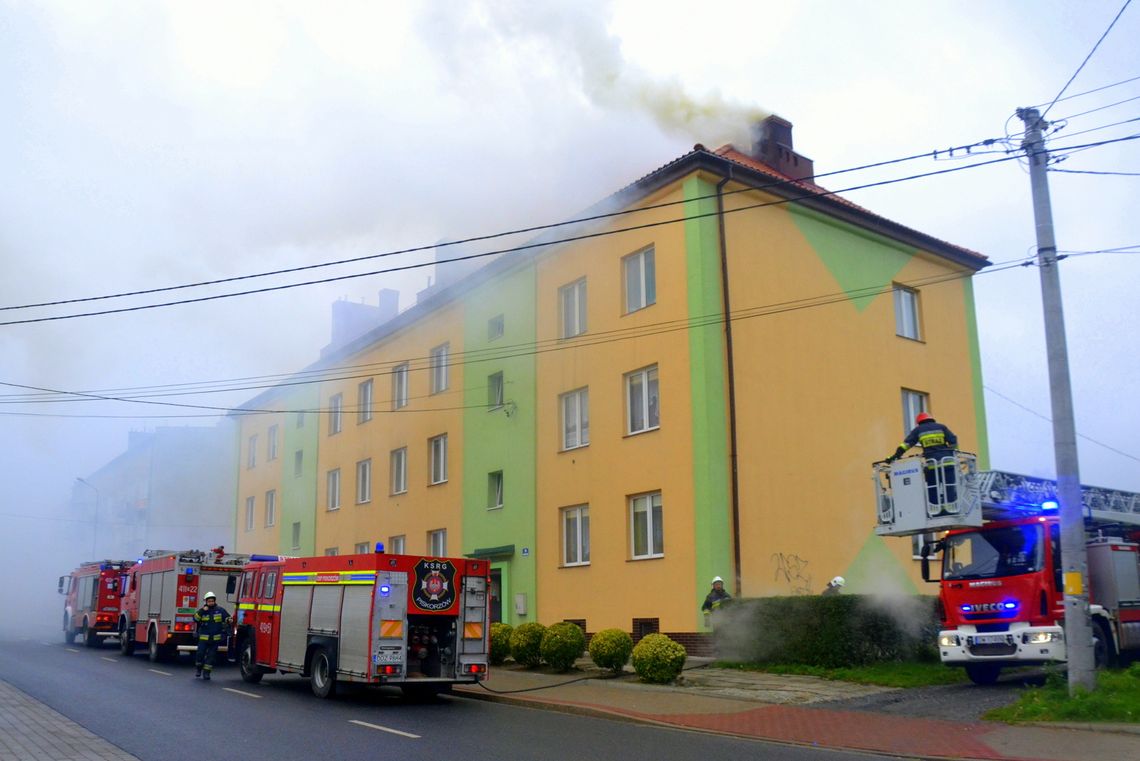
[
  {"x1": 711, "y1": 576, "x2": 724, "y2": 584},
  {"x1": 830, "y1": 577, "x2": 845, "y2": 587},
  {"x1": 203, "y1": 591, "x2": 217, "y2": 600}
]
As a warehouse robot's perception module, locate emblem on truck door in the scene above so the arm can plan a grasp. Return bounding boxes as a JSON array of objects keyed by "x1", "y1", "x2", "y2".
[{"x1": 412, "y1": 560, "x2": 457, "y2": 612}]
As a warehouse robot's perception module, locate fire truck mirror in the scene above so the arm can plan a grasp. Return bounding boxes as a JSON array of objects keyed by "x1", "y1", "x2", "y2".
[
  {"x1": 226, "y1": 576, "x2": 237, "y2": 595},
  {"x1": 57, "y1": 576, "x2": 66, "y2": 595}
]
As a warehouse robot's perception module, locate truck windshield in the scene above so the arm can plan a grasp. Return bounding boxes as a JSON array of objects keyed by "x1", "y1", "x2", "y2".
[{"x1": 943, "y1": 524, "x2": 1044, "y2": 580}]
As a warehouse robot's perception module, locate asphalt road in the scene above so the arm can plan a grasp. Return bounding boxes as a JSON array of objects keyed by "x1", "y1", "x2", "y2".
[
  {"x1": 816, "y1": 669, "x2": 1044, "y2": 721},
  {"x1": 1, "y1": 631, "x2": 901, "y2": 761}
]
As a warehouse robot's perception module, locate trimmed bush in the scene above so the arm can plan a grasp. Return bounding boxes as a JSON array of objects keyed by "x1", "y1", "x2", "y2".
[
  {"x1": 541, "y1": 622, "x2": 586, "y2": 672},
  {"x1": 490, "y1": 622, "x2": 513, "y2": 666},
  {"x1": 713, "y1": 595, "x2": 941, "y2": 668},
  {"x1": 509, "y1": 622, "x2": 547, "y2": 668},
  {"x1": 589, "y1": 628, "x2": 634, "y2": 673},
  {"x1": 631, "y1": 633, "x2": 686, "y2": 684}
]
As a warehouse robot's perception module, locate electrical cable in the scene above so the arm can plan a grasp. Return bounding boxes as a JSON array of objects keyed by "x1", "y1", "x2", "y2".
[
  {"x1": 1054, "y1": 93, "x2": 1140, "y2": 121},
  {"x1": 0, "y1": 153, "x2": 1025, "y2": 328},
  {"x1": 1035, "y1": 73, "x2": 1140, "y2": 108},
  {"x1": 1050, "y1": 168, "x2": 1140, "y2": 176},
  {"x1": 1040, "y1": 0, "x2": 1134, "y2": 119},
  {"x1": 0, "y1": 137, "x2": 1011, "y2": 315}
]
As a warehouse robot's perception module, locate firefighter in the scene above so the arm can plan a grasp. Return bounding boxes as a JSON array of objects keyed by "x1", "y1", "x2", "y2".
[
  {"x1": 194, "y1": 591, "x2": 231, "y2": 681},
  {"x1": 701, "y1": 576, "x2": 732, "y2": 616},
  {"x1": 886, "y1": 412, "x2": 959, "y2": 505},
  {"x1": 821, "y1": 576, "x2": 845, "y2": 596}
]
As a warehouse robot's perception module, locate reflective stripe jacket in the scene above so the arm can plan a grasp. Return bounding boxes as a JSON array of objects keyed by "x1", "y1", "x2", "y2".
[
  {"x1": 194, "y1": 605, "x2": 231, "y2": 641},
  {"x1": 701, "y1": 588, "x2": 731, "y2": 612},
  {"x1": 894, "y1": 420, "x2": 958, "y2": 461}
]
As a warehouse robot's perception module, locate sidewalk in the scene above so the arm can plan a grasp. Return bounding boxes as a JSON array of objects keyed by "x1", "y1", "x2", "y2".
[
  {"x1": 0, "y1": 678, "x2": 139, "y2": 761},
  {"x1": 454, "y1": 660, "x2": 1140, "y2": 761}
]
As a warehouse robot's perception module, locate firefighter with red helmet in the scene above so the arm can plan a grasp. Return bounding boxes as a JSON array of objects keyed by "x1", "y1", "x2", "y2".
[
  {"x1": 886, "y1": 412, "x2": 959, "y2": 504},
  {"x1": 194, "y1": 592, "x2": 232, "y2": 681}
]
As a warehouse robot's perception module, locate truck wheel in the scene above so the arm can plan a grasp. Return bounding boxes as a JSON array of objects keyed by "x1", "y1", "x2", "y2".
[
  {"x1": 147, "y1": 627, "x2": 161, "y2": 663},
  {"x1": 83, "y1": 620, "x2": 100, "y2": 649},
  {"x1": 310, "y1": 647, "x2": 336, "y2": 699},
  {"x1": 119, "y1": 620, "x2": 135, "y2": 656},
  {"x1": 965, "y1": 663, "x2": 1002, "y2": 685},
  {"x1": 63, "y1": 615, "x2": 76, "y2": 645},
  {"x1": 1093, "y1": 619, "x2": 1117, "y2": 669},
  {"x1": 239, "y1": 640, "x2": 263, "y2": 684}
]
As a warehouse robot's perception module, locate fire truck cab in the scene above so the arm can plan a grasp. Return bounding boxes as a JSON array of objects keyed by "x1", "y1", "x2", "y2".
[
  {"x1": 874, "y1": 461, "x2": 1140, "y2": 684},
  {"x1": 58, "y1": 560, "x2": 133, "y2": 648},
  {"x1": 232, "y1": 548, "x2": 491, "y2": 699}
]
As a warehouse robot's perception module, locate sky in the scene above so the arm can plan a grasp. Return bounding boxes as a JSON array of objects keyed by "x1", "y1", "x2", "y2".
[{"x1": 2, "y1": 1, "x2": 1139, "y2": 604}]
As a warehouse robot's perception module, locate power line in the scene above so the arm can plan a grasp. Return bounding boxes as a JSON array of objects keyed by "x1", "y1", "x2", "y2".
[
  {"x1": 1055, "y1": 93, "x2": 1140, "y2": 121},
  {"x1": 1041, "y1": 0, "x2": 1134, "y2": 119},
  {"x1": 0, "y1": 152, "x2": 1026, "y2": 328},
  {"x1": 1036, "y1": 73, "x2": 1140, "y2": 108},
  {"x1": 0, "y1": 137, "x2": 1009, "y2": 315},
  {"x1": 1049, "y1": 115, "x2": 1140, "y2": 142},
  {"x1": 1050, "y1": 167, "x2": 1140, "y2": 176}
]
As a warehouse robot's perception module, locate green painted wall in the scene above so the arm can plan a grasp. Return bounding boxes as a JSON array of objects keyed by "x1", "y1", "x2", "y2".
[
  {"x1": 683, "y1": 177, "x2": 734, "y2": 628},
  {"x1": 462, "y1": 263, "x2": 538, "y2": 626},
  {"x1": 281, "y1": 384, "x2": 319, "y2": 555},
  {"x1": 963, "y1": 278, "x2": 990, "y2": 469}
]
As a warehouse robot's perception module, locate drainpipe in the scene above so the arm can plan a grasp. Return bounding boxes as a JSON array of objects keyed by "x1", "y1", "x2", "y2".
[{"x1": 715, "y1": 170, "x2": 743, "y2": 597}]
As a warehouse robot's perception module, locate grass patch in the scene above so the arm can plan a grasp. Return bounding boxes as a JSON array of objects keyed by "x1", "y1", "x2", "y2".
[
  {"x1": 985, "y1": 665, "x2": 1140, "y2": 723},
  {"x1": 713, "y1": 660, "x2": 969, "y2": 688}
]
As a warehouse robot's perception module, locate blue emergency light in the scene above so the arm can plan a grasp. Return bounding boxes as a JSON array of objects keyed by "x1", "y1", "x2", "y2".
[
  {"x1": 374, "y1": 542, "x2": 385, "y2": 554},
  {"x1": 380, "y1": 584, "x2": 391, "y2": 597},
  {"x1": 1041, "y1": 500, "x2": 1059, "y2": 511}
]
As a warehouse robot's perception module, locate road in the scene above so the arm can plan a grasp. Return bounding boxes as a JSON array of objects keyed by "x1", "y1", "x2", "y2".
[{"x1": 1, "y1": 632, "x2": 901, "y2": 761}]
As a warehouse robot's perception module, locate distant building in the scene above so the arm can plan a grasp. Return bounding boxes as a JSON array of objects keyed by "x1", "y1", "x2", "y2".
[
  {"x1": 71, "y1": 425, "x2": 236, "y2": 559},
  {"x1": 233, "y1": 116, "x2": 989, "y2": 650}
]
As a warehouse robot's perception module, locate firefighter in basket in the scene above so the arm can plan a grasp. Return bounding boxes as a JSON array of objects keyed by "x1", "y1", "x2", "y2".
[
  {"x1": 194, "y1": 591, "x2": 232, "y2": 681},
  {"x1": 886, "y1": 412, "x2": 959, "y2": 505}
]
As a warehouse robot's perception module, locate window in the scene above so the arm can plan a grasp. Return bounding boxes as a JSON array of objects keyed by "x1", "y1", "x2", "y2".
[
  {"x1": 392, "y1": 363, "x2": 409, "y2": 409},
  {"x1": 263, "y1": 571, "x2": 277, "y2": 598},
  {"x1": 562, "y1": 505, "x2": 590, "y2": 566},
  {"x1": 488, "y1": 471, "x2": 503, "y2": 509},
  {"x1": 560, "y1": 278, "x2": 587, "y2": 338},
  {"x1": 428, "y1": 529, "x2": 447, "y2": 556},
  {"x1": 264, "y1": 489, "x2": 276, "y2": 527},
  {"x1": 296, "y1": 410, "x2": 305, "y2": 428},
  {"x1": 630, "y1": 492, "x2": 664, "y2": 559},
  {"x1": 244, "y1": 496, "x2": 255, "y2": 532},
  {"x1": 488, "y1": 314, "x2": 504, "y2": 340},
  {"x1": 430, "y1": 343, "x2": 449, "y2": 393},
  {"x1": 429, "y1": 434, "x2": 448, "y2": 485},
  {"x1": 356, "y1": 459, "x2": 372, "y2": 504},
  {"x1": 623, "y1": 246, "x2": 656, "y2": 313},
  {"x1": 324, "y1": 547, "x2": 339, "y2": 557},
  {"x1": 267, "y1": 425, "x2": 278, "y2": 460},
  {"x1": 247, "y1": 435, "x2": 258, "y2": 469},
  {"x1": 328, "y1": 393, "x2": 343, "y2": 435},
  {"x1": 358, "y1": 379, "x2": 374, "y2": 423},
  {"x1": 901, "y1": 389, "x2": 929, "y2": 435},
  {"x1": 294, "y1": 450, "x2": 303, "y2": 477},
  {"x1": 894, "y1": 285, "x2": 922, "y2": 340},
  {"x1": 291, "y1": 522, "x2": 301, "y2": 551},
  {"x1": 488, "y1": 371, "x2": 504, "y2": 409},
  {"x1": 389, "y1": 535, "x2": 406, "y2": 554},
  {"x1": 561, "y1": 387, "x2": 589, "y2": 450},
  {"x1": 354, "y1": 541, "x2": 370, "y2": 555},
  {"x1": 326, "y1": 468, "x2": 341, "y2": 510},
  {"x1": 912, "y1": 531, "x2": 937, "y2": 559},
  {"x1": 626, "y1": 365, "x2": 660, "y2": 434},
  {"x1": 390, "y1": 447, "x2": 408, "y2": 495}
]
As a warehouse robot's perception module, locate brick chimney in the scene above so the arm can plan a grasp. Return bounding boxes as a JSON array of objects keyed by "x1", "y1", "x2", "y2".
[{"x1": 751, "y1": 115, "x2": 814, "y2": 182}]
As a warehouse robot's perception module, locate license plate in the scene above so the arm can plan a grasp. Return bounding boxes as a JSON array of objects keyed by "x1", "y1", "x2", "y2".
[
  {"x1": 373, "y1": 647, "x2": 402, "y2": 664},
  {"x1": 972, "y1": 634, "x2": 1007, "y2": 645}
]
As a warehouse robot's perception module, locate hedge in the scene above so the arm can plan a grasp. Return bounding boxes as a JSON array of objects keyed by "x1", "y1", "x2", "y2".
[
  {"x1": 490, "y1": 622, "x2": 513, "y2": 665},
  {"x1": 509, "y1": 622, "x2": 547, "y2": 667},
  {"x1": 541, "y1": 622, "x2": 586, "y2": 672},
  {"x1": 631, "y1": 633, "x2": 687, "y2": 684},
  {"x1": 713, "y1": 595, "x2": 940, "y2": 668},
  {"x1": 588, "y1": 628, "x2": 633, "y2": 673}
]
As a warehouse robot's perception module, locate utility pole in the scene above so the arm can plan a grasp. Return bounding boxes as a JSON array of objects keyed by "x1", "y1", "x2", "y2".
[
  {"x1": 1017, "y1": 107, "x2": 1095, "y2": 694},
  {"x1": 76, "y1": 477, "x2": 101, "y2": 559}
]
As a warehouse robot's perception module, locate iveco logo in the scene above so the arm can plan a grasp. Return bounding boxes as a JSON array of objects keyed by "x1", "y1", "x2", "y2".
[{"x1": 961, "y1": 601, "x2": 1018, "y2": 613}]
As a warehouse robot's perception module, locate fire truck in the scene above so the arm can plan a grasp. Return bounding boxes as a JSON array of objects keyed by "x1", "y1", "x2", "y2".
[
  {"x1": 118, "y1": 548, "x2": 250, "y2": 662},
  {"x1": 231, "y1": 548, "x2": 491, "y2": 699},
  {"x1": 58, "y1": 560, "x2": 134, "y2": 648},
  {"x1": 875, "y1": 455, "x2": 1140, "y2": 684}
]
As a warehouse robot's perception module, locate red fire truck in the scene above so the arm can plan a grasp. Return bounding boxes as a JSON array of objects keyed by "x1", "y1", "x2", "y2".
[
  {"x1": 118, "y1": 548, "x2": 249, "y2": 662},
  {"x1": 232, "y1": 548, "x2": 491, "y2": 698},
  {"x1": 58, "y1": 560, "x2": 134, "y2": 647},
  {"x1": 875, "y1": 458, "x2": 1140, "y2": 684}
]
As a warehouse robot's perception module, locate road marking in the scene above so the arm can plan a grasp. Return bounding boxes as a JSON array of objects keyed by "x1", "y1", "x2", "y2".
[
  {"x1": 348, "y1": 720, "x2": 420, "y2": 739},
  {"x1": 101, "y1": 657, "x2": 118, "y2": 663},
  {"x1": 148, "y1": 668, "x2": 172, "y2": 676},
  {"x1": 42, "y1": 642, "x2": 55, "y2": 647},
  {"x1": 222, "y1": 688, "x2": 262, "y2": 699},
  {"x1": 65, "y1": 648, "x2": 80, "y2": 653}
]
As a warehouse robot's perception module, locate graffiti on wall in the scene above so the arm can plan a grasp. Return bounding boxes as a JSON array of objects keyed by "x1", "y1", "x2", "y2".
[{"x1": 771, "y1": 552, "x2": 813, "y2": 595}]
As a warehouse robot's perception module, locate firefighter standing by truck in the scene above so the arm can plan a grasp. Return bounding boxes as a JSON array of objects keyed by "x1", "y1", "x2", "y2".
[
  {"x1": 194, "y1": 592, "x2": 231, "y2": 681},
  {"x1": 886, "y1": 412, "x2": 959, "y2": 504}
]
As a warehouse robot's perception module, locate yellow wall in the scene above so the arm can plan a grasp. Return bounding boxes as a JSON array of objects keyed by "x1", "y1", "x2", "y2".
[{"x1": 234, "y1": 408, "x2": 285, "y2": 554}]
